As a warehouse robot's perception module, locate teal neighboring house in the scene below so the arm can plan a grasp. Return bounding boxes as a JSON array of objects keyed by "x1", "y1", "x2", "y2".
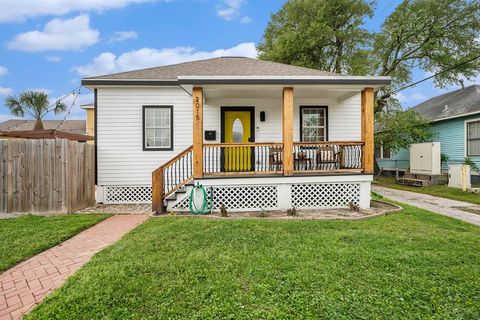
[{"x1": 377, "y1": 85, "x2": 480, "y2": 173}]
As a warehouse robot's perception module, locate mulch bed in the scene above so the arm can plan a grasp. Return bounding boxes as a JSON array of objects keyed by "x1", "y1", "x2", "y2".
[
  {"x1": 77, "y1": 201, "x2": 402, "y2": 220},
  {"x1": 158, "y1": 200, "x2": 402, "y2": 220}
]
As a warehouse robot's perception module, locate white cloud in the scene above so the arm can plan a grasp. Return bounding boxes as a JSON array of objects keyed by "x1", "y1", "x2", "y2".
[
  {"x1": 109, "y1": 31, "x2": 138, "y2": 43},
  {"x1": 0, "y1": 87, "x2": 13, "y2": 95},
  {"x1": 396, "y1": 91, "x2": 428, "y2": 105},
  {"x1": 27, "y1": 88, "x2": 53, "y2": 94},
  {"x1": 73, "y1": 42, "x2": 258, "y2": 77},
  {"x1": 0, "y1": 66, "x2": 8, "y2": 76},
  {"x1": 239, "y1": 16, "x2": 251, "y2": 24},
  {"x1": 217, "y1": 0, "x2": 245, "y2": 21},
  {"x1": 0, "y1": 0, "x2": 163, "y2": 23},
  {"x1": 45, "y1": 55, "x2": 62, "y2": 62},
  {"x1": 7, "y1": 15, "x2": 99, "y2": 52}
]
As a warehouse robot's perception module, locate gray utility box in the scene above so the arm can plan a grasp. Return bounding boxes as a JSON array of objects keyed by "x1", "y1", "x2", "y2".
[{"x1": 410, "y1": 142, "x2": 441, "y2": 175}]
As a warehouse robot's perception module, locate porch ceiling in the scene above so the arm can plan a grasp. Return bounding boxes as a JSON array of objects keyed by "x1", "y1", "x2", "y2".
[{"x1": 185, "y1": 84, "x2": 363, "y2": 101}]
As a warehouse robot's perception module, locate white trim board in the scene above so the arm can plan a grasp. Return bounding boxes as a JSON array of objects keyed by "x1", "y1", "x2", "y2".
[{"x1": 198, "y1": 174, "x2": 373, "y2": 186}]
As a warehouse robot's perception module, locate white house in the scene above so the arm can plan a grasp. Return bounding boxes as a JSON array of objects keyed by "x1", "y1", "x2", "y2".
[{"x1": 81, "y1": 57, "x2": 390, "y2": 213}]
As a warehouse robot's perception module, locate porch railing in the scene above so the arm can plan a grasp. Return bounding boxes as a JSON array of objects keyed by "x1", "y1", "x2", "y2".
[
  {"x1": 203, "y1": 142, "x2": 284, "y2": 176},
  {"x1": 202, "y1": 141, "x2": 364, "y2": 176},
  {"x1": 152, "y1": 145, "x2": 193, "y2": 213},
  {"x1": 293, "y1": 141, "x2": 364, "y2": 173}
]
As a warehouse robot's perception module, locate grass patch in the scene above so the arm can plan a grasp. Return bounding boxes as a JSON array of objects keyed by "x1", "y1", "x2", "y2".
[
  {"x1": 27, "y1": 207, "x2": 480, "y2": 319},
  {"x1": 375, "y1": 176, "x2": 480, "y2": 205},
  {"x1": 0, "y1": 214, "x2": 109, "y2": 273}
]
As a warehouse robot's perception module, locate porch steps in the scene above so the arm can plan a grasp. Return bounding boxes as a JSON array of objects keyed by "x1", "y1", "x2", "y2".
[
  {"x1": 396, "y1": 177, "x2": 427, "y2": 187},
  {"x1": 396, "y1": 172, "x2": 448, "y2": 187},
  {"x1": 163, "y1": 181, "x2": 194, "y2": 210}
]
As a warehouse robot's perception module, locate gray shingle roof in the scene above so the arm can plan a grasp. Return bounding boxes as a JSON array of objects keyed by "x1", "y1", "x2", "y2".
[
  {"x1": 85, "y1": 57, "x2": 338, "y2": 80},
  {"x1": 0, "y1": 120, "x2": 86, "y2": 134},
  {"x1": 411, "y1": 85, "x2": 480, "y2": 121}
]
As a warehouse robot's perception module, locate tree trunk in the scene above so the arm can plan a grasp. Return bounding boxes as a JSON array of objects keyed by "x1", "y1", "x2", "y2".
[
  {"x1": 33, "y1": 119, "x2": 44, "y2": 130},
  {"x1": 334, "y1": 39, "x2": 343, "y2": 74}
]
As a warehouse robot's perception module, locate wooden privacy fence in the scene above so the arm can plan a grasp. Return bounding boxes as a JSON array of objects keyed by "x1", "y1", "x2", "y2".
[{"x1": 0, "y1": 139, "x2": 95, "y2": 213}]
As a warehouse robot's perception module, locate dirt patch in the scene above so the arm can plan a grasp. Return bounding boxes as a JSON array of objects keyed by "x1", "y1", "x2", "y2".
[
  {"x1": 452, "y1": 206, "x2": 480, "y2": 215},
  {"x1": 159, "y1": 200, "x2": 402, "y2": 220},
  {"x1": 0, "y1": 213, "x2": 25, "y2": 219},
  {"x1": 34, "y1": 201, "x2": 402, "y2": 220},
  {"x1": 0, "y1": 205, "x2": 151, "y2": 218},
  {"x1": 76, "y1": 204, "x2": 151, "y2": 215}
]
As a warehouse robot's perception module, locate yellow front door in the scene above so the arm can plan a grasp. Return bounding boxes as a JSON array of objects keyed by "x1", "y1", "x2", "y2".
[{"x1": 224, "y1": 110, "x2": 253, "y2": 172}]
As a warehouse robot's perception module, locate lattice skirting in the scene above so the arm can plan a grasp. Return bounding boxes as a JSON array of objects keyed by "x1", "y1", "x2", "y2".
[
  {"x1": 103, "y1": 186, "x2": 152, "y2": 204},
  {"x1": 100, "y1": 180, "x2": 368, "y2": 209},
  {"x1": 172, "y1": 185, "x2": 278, "y2": 210},
  {"x1": 170, "y1": 182, "x2": 365, "y2": 211},
  {"x1": 291, "y1": 183, "x2": 360, "y2": 208}
]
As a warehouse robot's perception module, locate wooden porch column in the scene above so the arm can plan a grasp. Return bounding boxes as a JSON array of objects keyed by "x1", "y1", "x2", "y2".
[
  {"x1": 283, "y1": 87, "x2": 294, "y2": 176},
  {"x1": 361, "y1": 87, "x2": 374, "y2": 173},
  {"x1": 193, "y1": 87, "x2": 203, "y2": 179},
  {"x1": 152, "y1": 168, "x2": 164, "y2": 214}
]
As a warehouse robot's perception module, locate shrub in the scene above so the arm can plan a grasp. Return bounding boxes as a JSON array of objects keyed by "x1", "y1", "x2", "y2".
[
  {"x1": 464, "y1": 157, "x2": 479, "y2": 172},
  {"x1": 220, "y1": 204, "x2": 228, "y2": 217},
  {"x1": 286, "y1": 207, "x2": 297, "y2": 216},
  {"x1": 441, "y1": 153, "x2": 449, "y2": 165},
  {"x1": 258, "y1": 208, "x2": 268, "y2": 218},
  {"x1": 348, "y1": 201, "x2": 360, "y2": 212}
]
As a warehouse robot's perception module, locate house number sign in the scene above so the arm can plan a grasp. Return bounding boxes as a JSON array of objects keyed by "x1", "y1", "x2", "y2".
[{"x1": 195, "y1": 96, "x2": 201, "y2": 121}]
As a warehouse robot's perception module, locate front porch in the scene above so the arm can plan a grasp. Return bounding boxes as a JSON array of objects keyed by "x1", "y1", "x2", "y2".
[{"x1": 152, "y1": 85, "x2": 375, "y2": 213}]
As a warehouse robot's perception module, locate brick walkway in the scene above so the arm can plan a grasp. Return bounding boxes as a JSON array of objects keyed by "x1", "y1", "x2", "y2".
[{"x1": 0, "y1": 214, "x2": 149, "y2": 320}]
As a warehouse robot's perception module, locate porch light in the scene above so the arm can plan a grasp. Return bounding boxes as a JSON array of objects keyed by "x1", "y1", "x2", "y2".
[{"x1": 260, "y1": 111, "x2": 266, "y2": 122}]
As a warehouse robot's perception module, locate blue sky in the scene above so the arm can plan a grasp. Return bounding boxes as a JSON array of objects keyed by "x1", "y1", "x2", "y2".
[{"x1": 0, "y1": 0, "x2": 473, "y2": 122}]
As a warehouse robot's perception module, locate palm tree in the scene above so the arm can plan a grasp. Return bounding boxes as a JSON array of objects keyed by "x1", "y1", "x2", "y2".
[{"x1": 5, "y1": 91, "x2": 67, "y2": 130}]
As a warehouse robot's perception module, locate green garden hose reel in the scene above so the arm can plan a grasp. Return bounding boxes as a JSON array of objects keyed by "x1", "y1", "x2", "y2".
[{"x1": 188, "y1": 182, "x2": 213, "y2": 215}]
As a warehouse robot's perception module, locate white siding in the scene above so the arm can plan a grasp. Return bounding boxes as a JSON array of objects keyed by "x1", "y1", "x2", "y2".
[
  {"x1": 329, "y1": 94, "x2": 361, "y2": 140},
  {"x1": 97, "y1": 86, "x2": 192, "y2": 186},
  {"x1": 97, "y1": 87, "x2": 361, "y2": 187}
]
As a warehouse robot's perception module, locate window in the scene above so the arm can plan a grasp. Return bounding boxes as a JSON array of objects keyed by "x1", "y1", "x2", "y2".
[
  {"x1": 143, "y1": 106, "x2": 173, "y2": 150},
  {"x1": 467, "y1": 120, "x2": 480, "y2": 156},
  {"x1": 375, "y1": 143, "x2": 391, "y2": 159},
  {"x1": 383, "y1": 145, "x2": 391, "y2": 159},
  {"x1": 375, "y1": 144, "x2": 382, "y2": 159},
  {"x1": 300, "y1": 106, "x2": 327, "y2": 142},
  {"x1": 232, "y1": 118, "x2": 244, "y2": 143}
]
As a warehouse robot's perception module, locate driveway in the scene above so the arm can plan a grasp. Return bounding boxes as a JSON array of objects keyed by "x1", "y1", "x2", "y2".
[{"x1": 372, "y1": 185, "x2": 480, "y2": 226}]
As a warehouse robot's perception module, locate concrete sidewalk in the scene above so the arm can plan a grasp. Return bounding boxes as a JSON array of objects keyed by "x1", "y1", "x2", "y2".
[
  {"x1": 373, "y1": 185, "x2": 480, "y2": 226},
  {"x1": 0, "y1": 214, "x2": 149, "y2": 320}
]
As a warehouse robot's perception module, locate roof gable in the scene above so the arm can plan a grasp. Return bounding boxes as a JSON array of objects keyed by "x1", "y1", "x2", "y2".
[{"x1": 411, "y1": 85, "x2": 480, "y2": 121}]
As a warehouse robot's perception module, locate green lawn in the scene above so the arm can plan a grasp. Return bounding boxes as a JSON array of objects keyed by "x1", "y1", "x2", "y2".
[
  {"x1": 375, "y1": 176, "x2": 480, "y2": 205},
  {"x1": 27, "y1": 207, "x2": 480, "y2": 319},
  {"x1": 0, "y1": 214, "x2": 109, "y2": 273}
]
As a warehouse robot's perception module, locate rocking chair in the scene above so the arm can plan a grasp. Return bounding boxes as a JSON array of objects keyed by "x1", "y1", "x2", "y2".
[
  {"x1": 316, "y1": 146, "x2": 341, "y2": 170},
  {"x1": 269, "y1": 147, "x2": 283, "y2": 171}
]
